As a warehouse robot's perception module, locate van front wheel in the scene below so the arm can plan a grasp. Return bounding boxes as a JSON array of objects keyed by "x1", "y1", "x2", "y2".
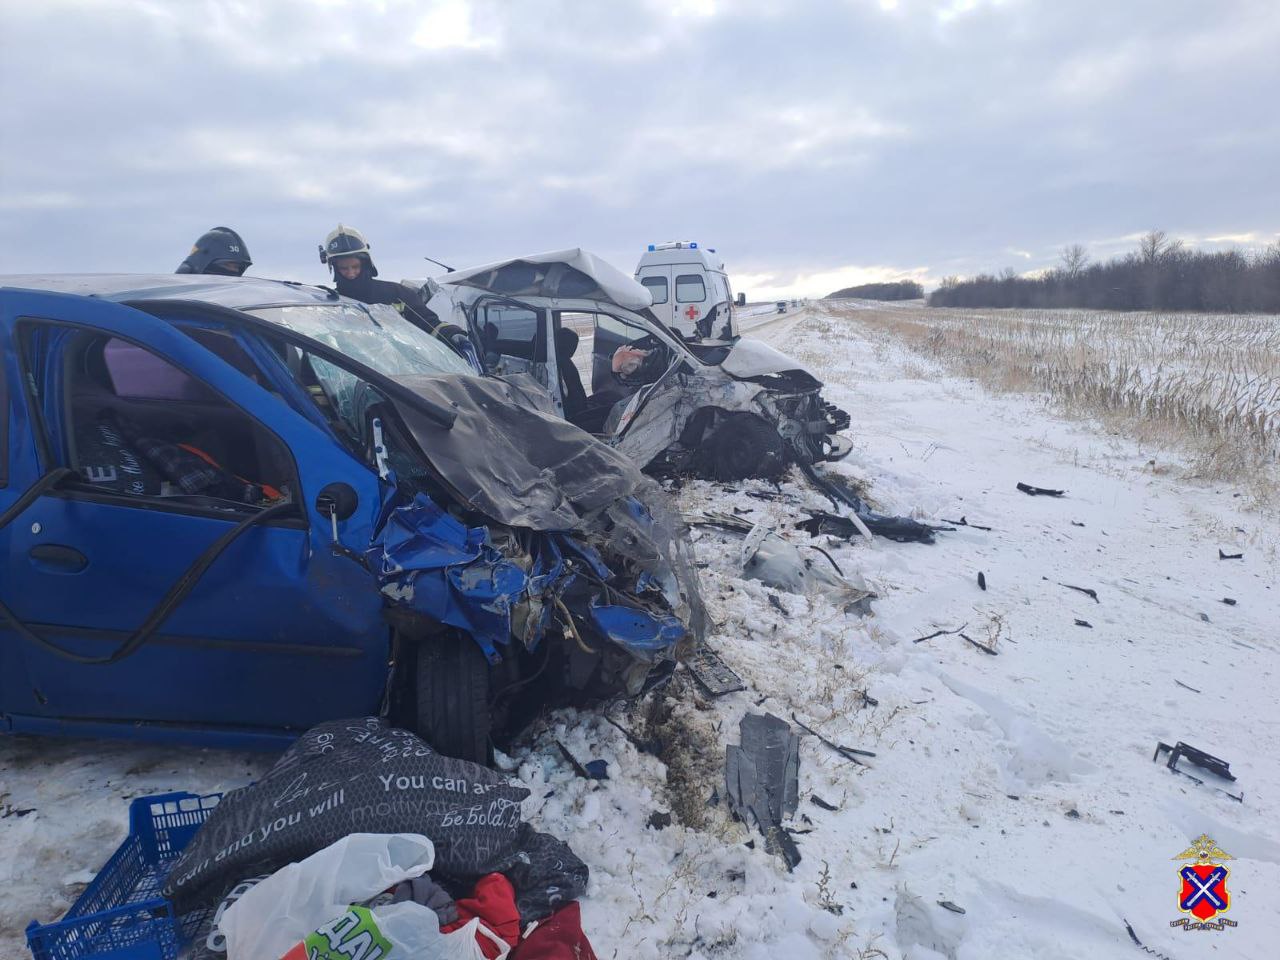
[{"x1": 415, "y1": 632, "x2": 493, "y2": 765}]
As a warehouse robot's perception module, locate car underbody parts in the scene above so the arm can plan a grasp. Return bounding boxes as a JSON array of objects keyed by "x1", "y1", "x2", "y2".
[
  {"x1": 1153, "y1": 741, "x2": 1236, "y2": 783},
  {"x1": 684, "y1": 646, "x2": 746, "y2": 697},
  {"x1": 796, "y1": 505, "x2": 947, "y2": 546},
  {"x1": 725, "y1": 713, "x2": 801, "y2": 870},
  {"x1": 796, "y1": 461, "x2": 947, "y2": 545}
]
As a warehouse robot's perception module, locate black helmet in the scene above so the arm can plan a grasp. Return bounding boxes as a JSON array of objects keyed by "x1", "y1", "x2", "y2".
[
  {"x1": 319, "y1": 224, "x2": 378, "y2": 277},
  {"x1": 176, "y1": 227, "x2": 252, "y2": 276}
]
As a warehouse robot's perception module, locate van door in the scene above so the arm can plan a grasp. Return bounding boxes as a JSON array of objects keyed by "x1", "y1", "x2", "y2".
[
  {"x1": 672, "y1": 270, "x2": 711, "y2": 338},
  {"x1": 0, "y1": 290, "x2": 387, "y2": 737}
]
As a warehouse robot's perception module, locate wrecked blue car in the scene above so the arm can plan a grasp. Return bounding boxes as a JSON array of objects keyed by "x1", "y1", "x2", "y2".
[{"x1": 0, "y1": 275, "x2": 705, "y2": 762}]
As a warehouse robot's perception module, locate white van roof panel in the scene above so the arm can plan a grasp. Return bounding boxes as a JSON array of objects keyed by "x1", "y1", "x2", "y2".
[{"x1": 440, "y1": 248, "x2": 653, "y2": 311}]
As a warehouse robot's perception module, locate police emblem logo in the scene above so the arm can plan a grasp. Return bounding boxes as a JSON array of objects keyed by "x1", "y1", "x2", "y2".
[{"x1": 1170, "y1": 834, "x2": 1238, "y2": 931}]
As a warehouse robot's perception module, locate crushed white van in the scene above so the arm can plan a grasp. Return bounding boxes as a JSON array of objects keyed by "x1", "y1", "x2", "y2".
[
  {"x1": 418, "y1": 248, "x2": 851, "y2": 482},
  {"x1": 634, "y1": 241, "x2": 737, "y2": 340}
]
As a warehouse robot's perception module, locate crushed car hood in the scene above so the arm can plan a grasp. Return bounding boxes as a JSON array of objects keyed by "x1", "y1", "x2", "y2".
[
  {"x1": 720, "y1": 338, "x2": 820, "y2": 382},
  {"x1": 387, "y1": 372, "x2": 645, "y2": 531},
  {"x1": 436, "y1": 248, "x2": 654, "y2": 312}
]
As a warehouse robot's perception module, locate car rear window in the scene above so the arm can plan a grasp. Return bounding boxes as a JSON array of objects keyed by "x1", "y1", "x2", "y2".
[
  {"x1": 675, "y1": 274, "x2": 706, "y2": 302},
  {"x1": 640, "y1": 276, "x2": 669, "y2": 304}
]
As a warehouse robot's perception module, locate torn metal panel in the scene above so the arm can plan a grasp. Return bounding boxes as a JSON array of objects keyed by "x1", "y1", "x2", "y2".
[
  {"x1": 427, "y1": 248, "x2": 654, "y2": 312},
  {"x1": 721, "y1": 338, "x2": 823, "y2": 381},
  {"x1": 726, "y1": 713, "x2": 802, "y2": 870},
  {"x1": 389, "y1": 372, "x2": 644, "y2": 531},
  {"x1": 741, "y1": 524, "x2": 875, "y2": 614},
  {"x1": 367, "y1": 489, "x2": 530, "y2": 662},
  {"x1": 369, "y1": 463, "x2": 705, "y2": 669}
]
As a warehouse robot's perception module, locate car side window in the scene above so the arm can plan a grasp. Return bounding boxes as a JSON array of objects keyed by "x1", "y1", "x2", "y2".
[
  {"x1": 675, "y1": 274, "x2": 706, "y2": 303},
  {"x1": 477, "y1": 302, "x2": 543, "y2": 363},
  {"x1": 591, "y1": 314, "x2": 671, "y2": 396},
  {"x1": 19, "y1": 323, "x2": 293, "y2": 510},
  {"x1": 640, "y1": 276, "x2": 669, "y2": 304}
]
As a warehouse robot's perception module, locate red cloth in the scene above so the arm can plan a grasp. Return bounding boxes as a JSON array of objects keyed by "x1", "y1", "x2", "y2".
[
  {"x1": 510, "y1": 902, "x2": 597, "y2": 960},
  {"x1": 442, "y1": 873, "x2": 521, "y2": 959}
]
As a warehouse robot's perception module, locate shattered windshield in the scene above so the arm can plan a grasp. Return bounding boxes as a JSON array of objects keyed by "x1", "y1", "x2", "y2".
[{"x1": 246, "y1": 303, "x2": 474, "y2": 378}]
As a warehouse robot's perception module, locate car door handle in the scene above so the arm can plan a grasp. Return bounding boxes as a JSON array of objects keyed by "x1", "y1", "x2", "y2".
[{"x1": 29, "y1": 544, "x2": 89, "y2": 574}]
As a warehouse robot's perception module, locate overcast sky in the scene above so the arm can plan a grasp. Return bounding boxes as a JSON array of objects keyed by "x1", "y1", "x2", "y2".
[{"x1": 2, "y1": 0, "x2": 1277, "y2": 298}]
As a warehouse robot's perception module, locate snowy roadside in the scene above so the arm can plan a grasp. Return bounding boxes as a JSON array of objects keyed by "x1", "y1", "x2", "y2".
[{"x1": 3, "y1": 304, "x2": 1277, "y2": 959}]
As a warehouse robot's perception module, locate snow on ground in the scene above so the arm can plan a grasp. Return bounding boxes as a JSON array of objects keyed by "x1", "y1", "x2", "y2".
[{"x1": 3, "y1": 303, "x2": 1278, "y2": 958}]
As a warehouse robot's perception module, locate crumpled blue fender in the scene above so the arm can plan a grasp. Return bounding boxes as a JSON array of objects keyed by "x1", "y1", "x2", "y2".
[
  {"x1": 588, "y1": 602, "x2": 686, "y2": 662},
  {"x1": 367, "y1": 478, "x2": 687, "y2": 664},
  {"x1": 367, "y1": 488, "x2": 528, "y2": 663}
]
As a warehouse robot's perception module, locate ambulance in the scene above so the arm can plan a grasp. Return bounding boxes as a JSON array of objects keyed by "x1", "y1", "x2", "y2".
[{"x1": 634, "y1": 241, "x2": 737, "y2": 341}]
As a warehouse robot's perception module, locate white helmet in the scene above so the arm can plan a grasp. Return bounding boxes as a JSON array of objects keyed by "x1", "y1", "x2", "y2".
[{"x1": 319, "y1": 224, "x2": 376, "y2": 275}]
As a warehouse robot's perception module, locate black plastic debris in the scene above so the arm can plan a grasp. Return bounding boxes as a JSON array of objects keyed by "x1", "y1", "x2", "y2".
[
  {"x1": 1222, "y1": 597, "x2": 1237, "y2": 606},
  {"x1": 1070, "y1": 520, "x2": 1086, "y2": 527},
  {"x1": 913, "y1": 624, "x2": 967, "y2": 644},
  {"x1": 791, "y1": 713, "x2": 876, "y2": 765},
  {"x1": 1174, "y1": 679, "x2": 1201, "y2": 693},
  {"x1": 937, "y1": 901, "x2": 966, "y2": 915},
  {"x1": 977, "y1": 571, "x2": 987, "y2": 591},
  {"x1": 1049, "y1": 579, "x2": 1099, "y2": 603},
  {"x1": 941, "y1": 516, "x2": 994, "y2": 531},
  {"x1": 1074, "y1": 619, "x2": 1093, "y2": 628},
  {"x1": 647, "y1": 811, "x2": 673, "y2": 830},
  {"x1": 810, "y1": 794, "x2": 839, "y2": 812},
  {"x1": 961, "y1": 632, "x2": 999, "y2": 656},
  {"x1": 686, "y1": 646, "x2": 747, "y2": 697},
  {"x1": 1017, "y1": 482, "x2": 1065, "y2": 497},
  {"x1": 726, "y1": 713, "x2": 802, "y2": 870},
  {"x1": 1219, "y1": 549, "x2": 1243, "y2": 560},
  {"x1": 797, "y1": 463, "x2": 949, "y2": 544},
  {"x1": 557, "y1": 740, "x2": 609, "y2": 780},
  {"x1": 768, "y1": 593, "x2": 790, "y2": 615},
  {"x1": 1153, "y1": 741, "x2": 1237, "y2": 794}
]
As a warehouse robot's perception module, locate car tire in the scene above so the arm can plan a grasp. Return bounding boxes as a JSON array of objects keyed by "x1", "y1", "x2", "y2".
[
  {"x1": 699, "y1": 413, "x2": 788, "y2": 481},
  {"x1": 415, "y1": 632, "x2": 493, "y2": 765}
]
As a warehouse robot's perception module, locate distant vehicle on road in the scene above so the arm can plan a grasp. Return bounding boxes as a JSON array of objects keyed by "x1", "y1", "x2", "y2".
[{"x1": 776, "y1": 301, "x2": 787, "y2": 314}]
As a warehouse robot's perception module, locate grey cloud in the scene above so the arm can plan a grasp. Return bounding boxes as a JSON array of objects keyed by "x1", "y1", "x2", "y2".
[{"x1": 1, "y1": 0, "x2": 1276, "y2": 291}]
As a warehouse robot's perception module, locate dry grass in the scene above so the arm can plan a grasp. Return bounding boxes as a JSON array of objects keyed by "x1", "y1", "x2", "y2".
[{"x1": 827, "y1": 301, "x2": 1280, "y2": 503}]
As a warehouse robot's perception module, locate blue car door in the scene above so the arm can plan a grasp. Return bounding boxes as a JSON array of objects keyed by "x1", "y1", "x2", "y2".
[{"x1": 0, "y1": 289, "x2": 388, "y2": 740}]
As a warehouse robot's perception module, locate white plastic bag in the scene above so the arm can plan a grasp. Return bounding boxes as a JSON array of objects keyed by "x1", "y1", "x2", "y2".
[{"x1": 219, "y1": 833, "x2": 436, "y2": 960}]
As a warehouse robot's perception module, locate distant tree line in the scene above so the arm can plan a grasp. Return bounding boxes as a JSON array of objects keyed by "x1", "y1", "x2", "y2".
[
  {"x1": 929, "y1": 231, "x2": 1280, "y2": 312},
  {"x1": 826, "y1": 280, "x2": 924, "y2": 301}
]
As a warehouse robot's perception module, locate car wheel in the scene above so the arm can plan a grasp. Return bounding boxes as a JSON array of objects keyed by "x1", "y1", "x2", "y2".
[
  {"x1": 416, "y1": 632, "x2": 493, "y2": 764},
  {"x1": 698, "y1": 413, "x2": 788, "y2": 481}
]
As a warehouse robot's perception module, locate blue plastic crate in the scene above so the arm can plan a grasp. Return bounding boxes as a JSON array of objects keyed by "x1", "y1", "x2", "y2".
[{"x1": 26, "y1": 791, "x2": 222, "y2": 960}]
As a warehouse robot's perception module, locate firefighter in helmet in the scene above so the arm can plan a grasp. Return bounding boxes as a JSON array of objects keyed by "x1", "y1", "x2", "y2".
[
  {"x1": 319, "y1": 224, "x2": 440, "y2": 331},
  {"x1": 176, "y1": 227, "x2": 252, "y2": 276}
]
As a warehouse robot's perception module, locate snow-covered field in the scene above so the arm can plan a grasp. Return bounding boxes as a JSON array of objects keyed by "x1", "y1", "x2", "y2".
[{"x1": 3, "y1": 304, "x2": 1277, "y2": 959}]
